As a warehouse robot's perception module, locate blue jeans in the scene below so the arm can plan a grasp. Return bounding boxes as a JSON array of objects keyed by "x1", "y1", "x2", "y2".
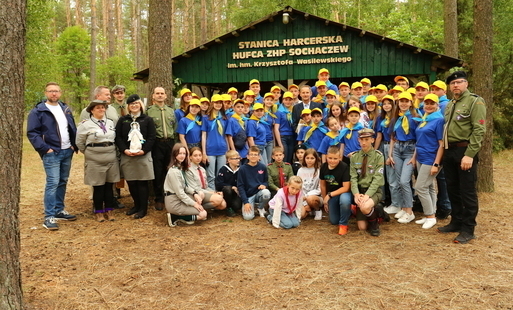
[
  {"x1": 243, "y1": 189, "x2": 271, "y2": 220},
  {"x1": 268, "y1": 208, "x2": 300, "y2": 229},
  {"x1": 392, "y1": 141, "x2": 415, "y2": 209},
  {"x1": 256, "y1": 145, "x2": 267, "y2": 166},
  {"x1": 280, "y1": 135, "x2": 296, "y2": 164},
  {"x1": 383, "y1": 143, "x2": 400, "y2": 208},
  {"x1": 265, "y1": 140, "x2": 274, "y2": 164},
  {"x1": 42, "y1": 148, "x2": 74, "y2": 218},
  {"x1": 207, "y1": 155, "x2": 226, "y2": 190},
  {"x1": 327, "y1": 192, "x2": 353, "y2": 225}
]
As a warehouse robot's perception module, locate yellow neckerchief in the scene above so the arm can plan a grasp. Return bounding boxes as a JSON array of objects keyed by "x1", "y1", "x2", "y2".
[
  {"x1": 345, "y1": 122, "x2": 357, "y2": 139},
  {"x1": 326, "y1": 131, "x2": 338, "y2": 139},
  {"x1": 414, "y1": 98, "x2": 421, "y2": 109},
  {"x1": 185, "y1": 113, "x2": 201, "y2": 125},
  {"x1": 398, "y1": 111, "x2": 410, "y2": 134},
  {"x1": 305, "y1": 122, "x2": 321, "y2": 142},
  {"x1": 384, "y1": 115, "x2": 390, "y2": 127},
  {"x1": 313, "y1": 94, "x2": 324, "y2": 103},
  {"x1": 211, "y1": 111, "x2": 223, "y2": 136},
  {"x1": 265, "y1": 107, "x2": 277, "y2": 119},
  {"x1": 249, "y1": 114, "x2": 262, "y2": 123},
  {"x1": 231, "y1": 113, "x2": 246, "y2": 129},
  {"x1": 418, "y1": 113, "x2": 428, "y2": 128}
]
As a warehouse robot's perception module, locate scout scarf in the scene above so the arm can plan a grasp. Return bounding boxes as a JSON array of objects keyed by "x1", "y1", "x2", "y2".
[
  {"x1": 304, "y1": 122, "x2": 328, "y2": 142},
  {"x1": 277, "y1": 104, "x2": 293, "y2": 124},
  {"x1": 249, "y1": 114, "x2": 270, "y2": 126},
  {"x1": 283, "y1": 186, "x2": 300, "y2": 215},
  {"x1": 231, "y1": 113, "x2": 248, "y2": 129},
  {"x1": 380, "y1": 115, "x2": 391, "y2": 128},
  {"x1": 209, "y1": 112, "x2": 224, "y2": 136},
  {"x1": 327, "y1": 130, "x2": 341, "y2": 146},
  {"x1": 185, "y1": 113, "x2": 202, "y2": 134},
  {"x1": 338, "y1": 122, "x2": 364, "y2": 141},
  {"x1": 413, "y1": 110, "x2": 443, "y2": 128},
  {"x1": 394, "y1": 110, "x2": 411, "y2": 134}
]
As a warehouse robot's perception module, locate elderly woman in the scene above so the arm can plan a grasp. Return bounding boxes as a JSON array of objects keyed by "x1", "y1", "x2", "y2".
[
  {"x1": 115, "y1": 94, "x2": 156, "y2": 219},
  {"x1": 76, "y1": 100, "x2": 120, "y2": 222}
]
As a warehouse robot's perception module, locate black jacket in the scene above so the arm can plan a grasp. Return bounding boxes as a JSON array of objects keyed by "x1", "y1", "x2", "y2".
[{"x1": 115, "y1": 113, "x2": 156, "y2": 154}]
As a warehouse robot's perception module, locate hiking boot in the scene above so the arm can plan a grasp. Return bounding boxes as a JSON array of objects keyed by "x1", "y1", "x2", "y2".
[
  {"x1": 43, "y1": 217, "x2": 59, "y2": 230},
  {"x1": 55, "y1": 210, "x2": 77, "y2": 221},
  {"x1": 226, "y1": 207, "x2": 236, "y2": 217},
  {"x1": 437, "y1": 223, "x2": 461, "y2": 233},
  {"x1": 453, "y1": 231, "x2": 476, "y2": 244},
  {"x1": 368, "y1": 220, "x2": 380, "y2": 237},
  {"x1": 155, "y1": 202, "x2": 165, "y2": 211}
]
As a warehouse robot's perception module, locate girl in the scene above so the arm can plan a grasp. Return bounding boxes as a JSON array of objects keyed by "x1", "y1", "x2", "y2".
[
  {"x1": 199, "y1": 97, "x2": 210, "y2": 115},
  {"x1": 318, "y1": 117, "x2": 341, "y2": 163},
  {"x1": 292, "y1": 144, "x2": 307, "y2": 175},
  {"x1": 164, "y1": 144, "x2": 207, "y2": 227},
  {"x1": 271, "y1": 85, "x2": 282, "y2": 104},
  {"x1": 347, "y1": 96, "x2": 369, "y2": 128},
  {"x1": 297, "y1": 149, "x2": 323, "y2": 220},
  {"x1": 177, "y1": 98, "x2": 203, "y2": 149},
  {"x1": 364, "y1": 95, "x2": 380, "y2": 130},
  {"x1": 267, "y1": 176, "x2": 304, "y2": 229},
  {"x1": 243, "y1": 90, "x2": 256, "y2": 106},
  {"x1": 327, "y1": 102, "x2": 346, "y2": 129},
  {"x1": 412, "y1": 94, "x2": 444, "y2": 229},
  {"x1": 175, "y1": 88, "x2": 192, "y2": 125},
  {"x1": 389, "y1": 92, "x2": 419, "y2": 224},
  {"x1": 263, "y1": 92, "x2": 278, "y2": 164},
  {"x1": 201, "y1": 96, "x2": 229, "y2": 189}
]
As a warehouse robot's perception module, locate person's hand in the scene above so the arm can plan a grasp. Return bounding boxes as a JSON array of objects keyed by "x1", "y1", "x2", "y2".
[
  {"x1": 243, "y1": 203, "x2": 252, "y2": 213},
  {"x1": 194, "y1": 203, "x2": 204, "y2": 212},
  {"x1": 232, "y1": 187, "x2": 238, "y2": 194},
  {"x1": 407, "y1": 158, "x2": 416, "y2": 166},
  {"x1": 202, "y1": 153, "x2": 208, "y2": 164},
  {"x1": 388, "y1": 156, "x2": 395, "y2": 167},
  {"x1": 323, "y1": 195, "x2": 330, "y2": 212},
  {"x1": 193, "y1": 193, "x2": 202, "y2": 204},
  {"x1": 461, "y1": 156, "x2": 473, "y2": 171},
  {"x1": 430, "y1": 166, "x2": 439, "y2": 176},
  {"x1": 258, "y1": 185, "x2": 266, "y2": 190},
  {"x1": 47, "y1": 149, "x2": 54, "y2": 153}
]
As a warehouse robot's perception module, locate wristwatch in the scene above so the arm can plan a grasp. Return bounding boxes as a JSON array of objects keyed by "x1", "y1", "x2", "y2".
[
  {"x1": 433, "y1": 163, "x2": 440, "y2": 167},
  {"x1": 327, "y1": 192, "x2": 332, "y2": 198}
]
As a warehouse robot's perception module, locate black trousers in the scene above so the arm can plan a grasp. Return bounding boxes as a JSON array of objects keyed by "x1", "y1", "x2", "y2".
[
  {"x1": 443, "y1": 146, "x2": 479, "y2": 233},
  {"x1": 127, "y1": 180, "x2": 149, "y2": 214},
  {"x1": 151, "y1": 139, "x2": 175, "y2": 203},
  {"x1": 93, "y1": 182, "x2": 115, "y2": 212},
  {"x1": 222, "y1": 186, "x2": 242, "y2": 211}
]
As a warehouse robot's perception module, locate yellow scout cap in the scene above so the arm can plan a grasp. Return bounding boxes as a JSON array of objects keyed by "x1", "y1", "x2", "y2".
[
  {"x1": 228, "y1": 87, "x2": 238, "y2": 94},
  {"x1": 326, "y1": 90, "x2": 337, "y2": 97},
  {"x1": 311, "y1": 108, "x2": 323, "y2": 115},
  {"x1": 360, "y1": 78, "x2": 371, "y2": 85},
  {"x1": 347, "y1": 107, "x2": 361, "y2": 114},
  {"x1": 221, "y1": 94, "x2": 232, "y2": 101},
  {"x1": 374, "y1": 84, "x2": 388, "y2": 92},
  {"x1": 288, "y1": 84, "x2": 299, "y2": 90},
  {"x1": 424, "y1": 93, "x2": 439, "y2": 103},
  {"x1": 270, "y1": 86, "x2": 281, "y2": 92},
  {"x1": 211, "y1": 94, "x2": 222, "y2": 102},
  {"x1": 243, "y1": 90, "x2": 255, "y2": 97},
  {"x1": 233, "y1": 99, "x2": 245, "y2": 106},
  {"x1": 253, "y1": 103, "x2": 264, "y2": 110},
  {"x1": 407, "y1": 87, "x2": 416, "y2": 95},
  {"x1": 200, "y1": 97, "x2": 210, "y2": 103},
  {"x1": 315, "y1": 80, "x2": 327, "y2": 88},
  {"x1": 382, "y1": 95, "x2": 395, "y2": 102},
  {"x1": 301, "y1": 108, "x2": 311, "y2": 116},
  {"x1": 180, "y1": 88, "x2": 192, "y2": 97},
  {"x1": 189, "y1": 99, "x2": 201, "y2": 106},
  {"x1": 318, "y1": 68, "x2": 329, "y2": 75},
  {"x1": 365, "y1": 95, "x2": 378, "y2": 103},
  {"x1": 282, "y1": 91, "x2": 294, "y2": 99},
  {"x1": 389, "y1": 85, "x2": 405, "y2": 94},
  {"x1": 430, "y1": 80, "x2": 447, "y2": 91},
  {"x1": 191, "y1": 93, "x2": 200, "y2": 99},
  {"x1": 249, "y1": 79, "x2": 260, "y2": 85},
  {"x1": 398, "y1": 92, "x2": 413, "y2": 101},
  {"x1": 394, "y1": 76, "x2": 409, "y2": 83},
  {"x1": 415, "y1": 81, "x2": 429, "y2": 90},
  {"x1": 339, "y1": 82, "x2": 350, "y2": 88},
  {"x1": 264, "y1": 92, "x2": 274, "y2": 99},
  {"x1": 351, "y1": 82, "x2": 363, "y2": 89}
]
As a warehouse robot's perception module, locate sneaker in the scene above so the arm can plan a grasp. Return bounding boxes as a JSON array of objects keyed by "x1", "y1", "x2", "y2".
[
  {"x1": 415, "y1": 218, "x2": 427, "y2": 225},
  {"x1": 437, "y1": 223, "x2": 461, "y2": 233},
  {"x1": 167, "y1": 213, "x2": 176, "y2": 227},
  {"x1": 174, "y1": 219, "x2": 195, "y2": 225},
  {"x1": 43, "y1": 217, "x2": 59, "y2": 230},
  {"x1": 397, "y1": 212, "x2": 415, "y2": 224},
  {"x1": 55, "y1": 210, "x2": 77, "y2": 221},
  {"x1": 257, "y1": 208, "x2": 266, "y2": 218},
  {"x1": 422, "y1": 218, "x2": 437, "y2": 229},
  {"x1": 453, "y1": 231, "x2": 476, "y2": 244},
  {"x1": 368, "y1": 220, "x2": 380, "y2": 236},
  {"x1": 394, "y1": 210, "x2": 406, "y2": 219},
  {"x1": 384, "y1": 205, "x2": 401, "y2": 214},
  {"x1": 338, "y1": 225, "x2": 348, "y2": 235},
  {"x1": 226, "y1": 207, "x2": 236, "y2": 217},
  {"x1": 314, "y1": 210, "x2": 322, "y2": 220}
]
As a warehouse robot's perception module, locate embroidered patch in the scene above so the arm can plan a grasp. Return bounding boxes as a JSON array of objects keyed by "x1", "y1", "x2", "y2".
[
  {"x1": 258, "y1": 170, "x2": 264, "y2": 174},
  {"x1": 378, "y1": 168, "x2": 384, "y2": 174},
  {"x1": 479, "y1": 119, "x2": 485, "y2": 125}
]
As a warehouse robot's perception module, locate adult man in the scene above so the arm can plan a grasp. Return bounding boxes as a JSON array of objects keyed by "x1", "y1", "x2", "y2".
[
  {"x1": 438, "y1": 71, "x2": 486, "y2": 244},
  {"x1": 111, "y1": 85, "x2": 127, "y2": 116},
  {"x1": 27, "y1": 82, "x2": 78, "y2": 230},
  {"x1": 80, "y1": 86, "x2": 119, "y2": 125},
  {"x1": 146, "y1": 87, "x2": 176, "y2": 211},
  {"x1": 292, "y1": 85, "x2": 321, "y2": 132}
]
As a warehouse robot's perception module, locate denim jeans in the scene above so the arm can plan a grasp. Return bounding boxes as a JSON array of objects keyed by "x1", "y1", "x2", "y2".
[
  {"x1": 207, "y1": 155, "x2": 226, "y2": 190},
  {"x1": 327, "y1": 192, "x2": 353, "y2": 225},
  {"x1": 243, "y1": 189, "x2": 271, "y2": 220},
  {"x1": 256, "y1": 145, "x2": 267, "y2": 166},
  {"x1": 280, "y1": 135, "x2": 296, "y2": 164},
  {"x1": 42, "y1": 148, "x2": 74, "y2": 218},
  {"x1": 265, "y1": 140, "x2": 274, "y2": 164},
  {"x1": 383, "y1": 143, "x2": 400, "y2": 208},
  {"x1": 268, "y1": 208, "x2": 300, "y2": 229},
  {"x1": 392, "y1": 141, "x2": 415, "y2": 209}
]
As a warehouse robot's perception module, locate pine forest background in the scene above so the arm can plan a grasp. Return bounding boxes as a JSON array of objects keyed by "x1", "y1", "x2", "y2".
[{"x1": 25, "y1": 0, "x2": 513, "y2": 149}]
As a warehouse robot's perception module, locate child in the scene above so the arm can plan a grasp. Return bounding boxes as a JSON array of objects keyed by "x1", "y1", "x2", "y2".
[
  {"x1": 199, "y1": 97, "x2": 210, "y2": 115},
  {"x1": 222, "y1": 94, "x2": 234, "y2": 117},
  {"x1": 227, "y1": 87, "x2": 239, "y2": 101},
  {"x1": 364, "y1": 95, "x2": 380, "y2": 130},
  {"x1": 351, "y1": 82, "x2": 363, "y2": 99},
  {"x1": 324, "y1": 89, "x2": 338, "y2": 117},
  {"x1": 292, "y1": 144, "x2": 307, "y2": 175},
  {"x1": 318, "y1": 116, "x2": 342, "y2": 162},
  {"x1": 267, "y1": 146, "x2": 293, "y2": 197},
  {"x1": 263, "y1": 93, "x2": 277, "y2": 164},
  {"x1": 296, "y1": 108, "x2": 311, "y2": 135},
  {"x1": 237, "y1": 146, "x2": 271, "y2": 220},
  {"x1": 226, "y1": 99, "x2": 249, "y2": 161},
  {"x1": 215, "y1": 150, "x2": 242, "y2": 217},
  {"x1": 249, "y1": 79, "x2": 263, "y2": 103},
  {"x1": 312, "y1": 80, "x2": 328, "y2": 108},
  {"x1": 243, "y1": 90, "x2": 256, "y2": 106},
  {"x1": 275, "y1": 91, "x2": 296, "y2": 164},
  {"x1": 339, "y1": 107, "x2": 364, "y2": 165},
  {"x1": 267, "y1": 176, "x2": 304, "y2": 229},
  {"x1": 175, "y1": 88, "x2": 192, "y2": 124},
  {"x1": 347, "y1": 96, "x2": 369, "y2": 128},
  {"x1": 297, "y1": 149, "x2": 323, "y2": 220},
  {"x1": 327, "y1": 102, "x2": 346, "y2": 129},
  {"x1": 246, "y1": 103, "x2": 268, "y2": 165},
  {"x1": 288, "y1": 84, "x2": 300, "y2": 105},
  {"x1": 320, "y1": 145, "x2": 352, "y2": 235},
  {"x1": 338, "y1": 82, "x2": 351, "y2": 107},
  {"x1": 349, "y1": 128, "x2": 386, "y2": 236},
  {"x1": 177, "y1": 98, "x2": 203, "y2": 149},
  {"x1": 270, "y1": 85, "x2": 282, "y2": 104},
  {"x1": 297, "y1": 108, "x2": 327, "y2": 150}
]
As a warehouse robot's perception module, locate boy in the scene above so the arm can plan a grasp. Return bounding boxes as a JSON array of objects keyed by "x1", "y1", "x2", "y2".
[
  {"x1": 320, "y1": 145, "x2": 352, "y2": 235},
  {"x1": 296, "y1": 108, "x2": 311, "y2": 135},
  {"x1": 288, "y1": 84, "x2": 300, "y2": 105},
  {"x1": 349, "y1": 128, "x2": 385, "y2": 236},
  {"x1": 414, "y1": 81, "x2": 430, "y2": 114},
  {"x1": 275, "y1": 91, "x2": 296, "y2": 164},
  {"x1": 267, "y1": 146, "x2": 294, "y2": 197},
  {"x1": 216, "y1": 150, "x2": 242, "y2": 217},
  {"x1": 249, "y1": 79, "x2": 263, "y2": 103},
  {"x1": 226, "y1": 99, "x2": 249, "y2": 161},
  {"x1": 297, "y1": 108, "x2": 327, "y2": 150},
  {"x1": 394, "y1": 76, "x2": 409, "y2": 90},
  {"x1": 351, "y1": 82, "x2": 363, "y2": 98},
  {"x1": 237, "y1": 146, "x2": 271, "y2": 220},
  {"x1": 339, "y1": 107, "x2": 364, "y2": 165},
  {"x1": 312, "y1": 81, "x2": 328, "y2": 108},
  {"x1": 246, "y1": 103, "x2": 268, "y2": 165},
  {"x1": 338, "y1": 82, "x2": 351, "y2": 107}
]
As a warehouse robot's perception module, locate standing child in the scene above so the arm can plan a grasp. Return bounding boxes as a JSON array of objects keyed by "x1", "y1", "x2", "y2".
[
  {"x1": 297, "y1": 108, "x2": 327, "y2": 150},
  {"x1": 364, "y1": 95, "x2": 380, "y2": 130},
  {"x1": 348, "y1": 96, "x2": 369, "y2": 128},
  {"x1": 339, "y1": 107, "x2": 364, "y2": 165},
  {"x1": 249, "y1": 79, "x2": 263, "y2": 103},
  {"x1": 237, "y1": 146, "x2": 271, "y2": 220},
  {"x1": 246, "y1": 103, "x2": 268, "y2": 164},
  {"x1": 267, "y1": 176, "x2": 304, "y2": 229},
  {"x1": 318, "y1": 116, "x2": 342, "y2": 162},
  {"x1": 275, "y1": 91, "x2": 296, "y2": 164},
  {"x1": 175, "y1": 88, "x2": 192, "y2": 125},
  {"x1": 226, "y1": 99, "x2": 249, "y2": 162},
  {"x1": 320, "y1": 145, "x2": 352, "y2": 235},
  {"x1": 215, "y1": 150, "x2": 242, "y2": 217},
  {"x1": 327, "y1": 102, "x2": 346, "y2": 129},
  {"x1": 263, "y1": 92, "x2": 278, "y2": 164},
  {"x1": 222, "y1": 94, "x2": 234, "y2": 117},
  {"x1": 292, "y1": 144, "x2": 307, "y2": 175},
  {"x1": 297, "y1": 149, "x2": 323, "y2": 220},
  {"x1": 267, "y1": 146, "x2": 294, "y2": 197},
  {"x1": 177, "y1": 98, "x2": 203, "y2": 149}
]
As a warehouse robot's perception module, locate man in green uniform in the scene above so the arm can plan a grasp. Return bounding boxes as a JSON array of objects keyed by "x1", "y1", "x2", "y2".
[
  {"x1": 111, "y1": 85, "x2": 127, "y2": 117},
  {"x1": 438, "y1": 71, "x2": 486, "y2": 244},
  {"x1": 146, "y1": 87, "x2": 176, "y2": 211},
  {"x1": 350, "y1": 128, "x2": 385, "y2": 236}
]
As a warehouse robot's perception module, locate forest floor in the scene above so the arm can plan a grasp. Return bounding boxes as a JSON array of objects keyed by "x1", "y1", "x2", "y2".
[{"x1": 20, "y1": 136, "x2": 513, "y2": 310}]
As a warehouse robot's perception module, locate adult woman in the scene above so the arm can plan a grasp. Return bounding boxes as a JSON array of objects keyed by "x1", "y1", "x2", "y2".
[
  {"x1": 412, "y1": 94, "x2": 444, "y2": 229},
  {"x1": 76, "y1": 100, "x2": 120, "y2": 222},
  {"x1": 164, "y1": 143, "x2": 207, "y2": 226},
  {"x1": 115, "y1": 94, "x2": 156, "y2": 219}
]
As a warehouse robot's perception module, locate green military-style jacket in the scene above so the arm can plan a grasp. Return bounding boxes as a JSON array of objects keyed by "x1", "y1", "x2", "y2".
[
  {"x1": 349, "y1": 148, "x2": 384, "y2": 197},
  {"x1": 146, "y1": 104, "x2": 176, "y2": 139},
  {"x1": 111, "y1": 101, "x2": 127, "y2": 117},
  {"x1": 267, "y1": 162, "x2": 294, "y2": 192},
  {"x1": 444, "y1": 89, "x2": 486, "y2": 158}
]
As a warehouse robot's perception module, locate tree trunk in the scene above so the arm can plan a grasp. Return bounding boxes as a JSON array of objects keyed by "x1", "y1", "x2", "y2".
[
  {"x1": 90, "y1": 0, "x2": 97, "y2": 100},
  {"x1": 0, "y1": 0, "x2": 25, "y2": 309},
  {"x1": 116, "y1": 0, "x2": 124, "y2": 52},
  {"x1": 65, "y1": 0, "x2": 71, "y2": 26},
  {"x1": 200, "y1": 0, "x2": 207, "y2": 43},
  {"x1": 148, "y1": 0, "x2": 173, "y2": 101},
  {"x1": 444, "y1": 0, "x2": 458, "y2": 58},
  {"x1": 75, "y1": 0, "x2": 84, "y2": 26},
  {"x1": 473, "y1": 0, "x2": 493, "y2": 192}
]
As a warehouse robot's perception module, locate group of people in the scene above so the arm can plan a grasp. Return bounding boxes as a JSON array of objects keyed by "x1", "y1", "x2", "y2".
[{"x1": 27, "y1": 68, "x2": 486, "y2": 243}]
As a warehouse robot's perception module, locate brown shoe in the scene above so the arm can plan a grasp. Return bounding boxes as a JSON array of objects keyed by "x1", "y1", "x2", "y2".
[
  {"x1": 105, "y1": 211, "x2": 115, "y2": 221},
  {"x1": 95, "y1": 213, "x2": 106, "y2": 222},
  {"x1": 155, "y1": 202, "x2": 165, "y2": 211}
]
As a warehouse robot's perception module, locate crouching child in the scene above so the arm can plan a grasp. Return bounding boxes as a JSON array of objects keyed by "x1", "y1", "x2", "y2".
[{"x1": 267, "y1": 176, "x2": 304, "y2": 229}]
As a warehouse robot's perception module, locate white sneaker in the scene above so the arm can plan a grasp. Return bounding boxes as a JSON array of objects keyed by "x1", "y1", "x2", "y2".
[
  {"x1": 397, "y1": 212, "x2": 415, "y2": 224},
  {"x1": 422, "y1": 218, "x2": 437, "y2": 229},
  {"x1": 314, "y1": 210, "x2": 322, "y2": 220},
  {"x1": 257, "y1": 208, "x2": 266, "y2": 218},
  {"x1": 394, "y1": 210, "x2": 406, "y2": 219},
  {"x1": 384, "y1": 205, "x2": 401, "y2": 214},
  {"x1": 415, "y1": 218, "x2": 427, "y2": 224}
]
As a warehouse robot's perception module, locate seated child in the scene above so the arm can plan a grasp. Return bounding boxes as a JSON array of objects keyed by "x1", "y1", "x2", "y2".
[
  {"x1": 292, "y1": 144, "x2": 307, "y2": 175},
  {"x1": 267, "y1": 176, "x2": 304, "y2": 229},
  {"x1": 267, "y1": 146, "x2": 293, "y2": 197},
  {"x1": 215, "y1": 150, "x2": 242, "y2": 217},
  {"x1": 237, "y1": 146, "x2": 271, "y2": 220},
  {"x1": 297, "y1": 149, "x2": 323, "y2": 220}
]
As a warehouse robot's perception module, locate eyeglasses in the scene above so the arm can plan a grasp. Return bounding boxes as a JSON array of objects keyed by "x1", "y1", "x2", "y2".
[
  {"x1": 45, "y1": 90, "x2": 60, "y2": 93},
  {"x1": 248, "y1": 153, "x2": 260, "y2": 157},
  {"x1": 449, "y1": 79, "x2": 466, "y2": 86},
  {"x1": 229, "y1": 157, "x2": 241, "y2": 160}
]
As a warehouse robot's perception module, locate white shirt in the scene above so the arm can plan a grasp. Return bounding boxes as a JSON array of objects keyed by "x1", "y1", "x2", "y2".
[{"x1": 45, "y1": 102, "x2": 71, "y2": 149}]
